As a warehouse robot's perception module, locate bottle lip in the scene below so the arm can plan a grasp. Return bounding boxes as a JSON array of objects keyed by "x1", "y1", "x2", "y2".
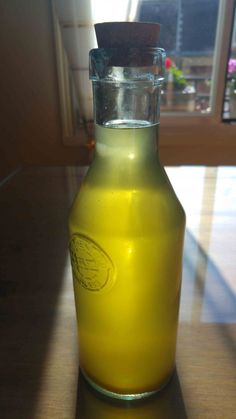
[
  {"x1": 89, "y1": 47, "x2": 166, "y2": 85},
  {"x1": 90, "y1": 46, "x2": 165, "y2": 55}
]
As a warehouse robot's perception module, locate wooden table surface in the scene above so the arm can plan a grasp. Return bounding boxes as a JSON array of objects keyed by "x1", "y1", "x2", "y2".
[{"x1": 0, "y1": 166, "x2": 236, "y2": 419}]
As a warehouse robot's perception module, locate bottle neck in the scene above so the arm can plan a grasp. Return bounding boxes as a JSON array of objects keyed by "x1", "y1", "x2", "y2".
[
  {"x1": 92, "y1": 80, "x2": 161, "y2": 127},
  {"x1": 90, "y1": 47, "x2": 165, "y2": 127},
  {"x1": 90, "y1": 47, "x2": 165, "y2": 161},
  {"x1": 92, "y1": 77, "x2": 161, "y2": 160}
]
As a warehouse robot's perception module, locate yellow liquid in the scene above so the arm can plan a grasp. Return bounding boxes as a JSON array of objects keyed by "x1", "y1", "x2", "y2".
[{"x1": 69, "y1": 124, "x2": 185, "y2": 396}]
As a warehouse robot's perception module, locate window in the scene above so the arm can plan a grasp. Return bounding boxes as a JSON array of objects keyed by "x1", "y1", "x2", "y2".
[
  {"x1": 52, "y1": 0, "x2": 236, "y2": 165},
  {"x1": 138, "y1": 0, "x2": 219, "y2": 114}
]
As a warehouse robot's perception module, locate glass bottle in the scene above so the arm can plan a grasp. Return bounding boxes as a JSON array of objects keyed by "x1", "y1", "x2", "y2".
[{"x1": 69, "y1": 44, "x2": 185, "y2": 400}]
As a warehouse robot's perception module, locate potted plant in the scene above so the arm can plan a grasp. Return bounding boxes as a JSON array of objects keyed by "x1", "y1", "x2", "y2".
[{"x1": 162, "y1": 57, "x2": 196, "y2": 112}]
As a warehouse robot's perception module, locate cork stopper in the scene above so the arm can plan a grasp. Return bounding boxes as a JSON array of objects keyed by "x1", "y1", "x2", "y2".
[{"x1": 95, "y1": 22, "x2": 160, "y2": 48}]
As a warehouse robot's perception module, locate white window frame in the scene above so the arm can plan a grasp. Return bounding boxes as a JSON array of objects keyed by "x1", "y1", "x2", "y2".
[{"x1": 52, "y1": 0, "x2": 236, "y2": 165}]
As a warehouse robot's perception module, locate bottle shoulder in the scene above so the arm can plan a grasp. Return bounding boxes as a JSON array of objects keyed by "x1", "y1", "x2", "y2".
[
  {"x1": 81, "y1": 156, "x2": 177, "y2": 190},
  {"x1": 69, "y1": 168, "x2": 185, "y2": 238}
]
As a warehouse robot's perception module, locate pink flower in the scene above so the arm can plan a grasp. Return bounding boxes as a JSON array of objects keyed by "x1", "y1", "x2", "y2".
[{"x1": 228, "y1": 58, "x2": 236, "y2": 74}]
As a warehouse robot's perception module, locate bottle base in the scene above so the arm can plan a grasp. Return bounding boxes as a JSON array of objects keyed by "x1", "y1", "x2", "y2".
[{"x1": 80, "y1": 369, "x2": 169, "y2": 401}]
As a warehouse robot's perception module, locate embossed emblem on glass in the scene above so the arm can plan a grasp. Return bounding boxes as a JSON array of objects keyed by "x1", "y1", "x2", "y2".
[{"x1": 69, "y1": 234, "x2": 114, "y2": 291}]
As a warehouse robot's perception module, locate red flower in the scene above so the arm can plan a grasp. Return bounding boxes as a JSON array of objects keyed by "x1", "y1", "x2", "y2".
[{"x1": 165, "y1": 57, "x2": 172, "y2": 70}]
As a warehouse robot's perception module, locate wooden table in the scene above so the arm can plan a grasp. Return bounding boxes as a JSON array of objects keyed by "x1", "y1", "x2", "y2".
[{"x1": 0, "y1": 166, "x2": 236, "y2": 418}]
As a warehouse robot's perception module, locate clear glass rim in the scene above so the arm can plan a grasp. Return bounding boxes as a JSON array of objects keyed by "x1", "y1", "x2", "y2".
[
  {"x1": 89, "y1": 47, "x2": 166, "y2": 84},
  {"x1": 90, "y1": 46, "x2": 165, "y2": 54}
]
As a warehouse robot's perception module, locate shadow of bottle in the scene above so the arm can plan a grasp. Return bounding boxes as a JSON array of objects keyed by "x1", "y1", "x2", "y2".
[{"x1": 75, "y1": 369, "x2": 187, "y2": 419}]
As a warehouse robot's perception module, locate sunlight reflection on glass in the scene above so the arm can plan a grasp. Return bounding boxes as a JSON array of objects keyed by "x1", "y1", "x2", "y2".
[{"x1": 168, "y1": 166, "x2": 236, "y2": 324}]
